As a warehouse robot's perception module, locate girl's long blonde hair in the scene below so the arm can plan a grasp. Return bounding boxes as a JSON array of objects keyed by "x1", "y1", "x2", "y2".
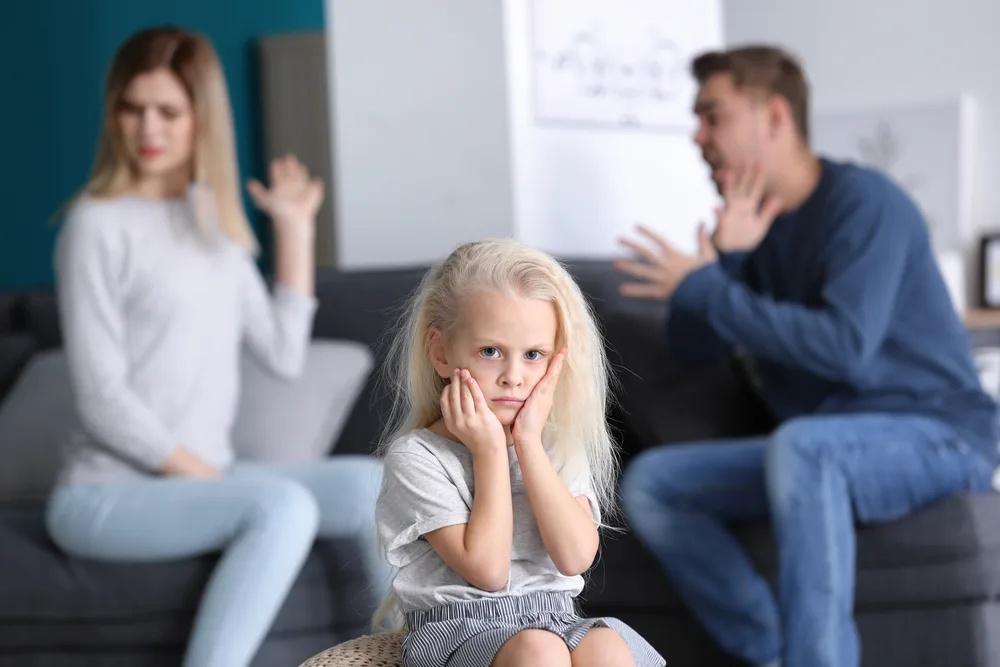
[
  {"x1": 372, "y1": 238, "x2": 621, "y2": 630},
  {"x1": 79, "y1": 26, "x2": 258, "y2": 252}
]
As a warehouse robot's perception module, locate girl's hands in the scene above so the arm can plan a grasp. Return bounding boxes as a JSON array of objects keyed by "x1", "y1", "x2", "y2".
[
  {"x1": 512, "y1": 349, "x2": 567, "y2": 447},
  {"x1": 441, "y1": 368, "x2": 508, "y2": 457}
]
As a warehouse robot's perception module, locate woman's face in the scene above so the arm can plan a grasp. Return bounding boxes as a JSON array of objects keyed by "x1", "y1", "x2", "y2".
[{"x1": 117, "y1": 67, "x2": 195, "y2": 189}]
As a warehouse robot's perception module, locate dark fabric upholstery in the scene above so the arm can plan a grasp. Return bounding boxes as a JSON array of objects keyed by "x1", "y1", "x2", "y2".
[
  {"x1": 0, "y1": 334, "x2": 36, "y2": 402},
  {"x1": 20, "y1": 291, "x2": 60, "y2": 351},
  {"x1": 584, "y1": 492, "x2": 1000, "y2": 609},
  {"x1": 1, "y1": 260, "x2": 999, "y2": 667},
  {"x1": 584, "y1": 602, "x2": 1000, "y2": 667},
  {"x1": 0, "y1": 507, "x2": 369, "y2": 653},
  {"x1": 0, "y1": 292, "x2": 21, "y2": 334},
  {"x1": 310, "y1": 266, "x2": 428, "y2": 456},
  {"x1": 563, "y1": 261, "x2": 778, "y2": 457}
]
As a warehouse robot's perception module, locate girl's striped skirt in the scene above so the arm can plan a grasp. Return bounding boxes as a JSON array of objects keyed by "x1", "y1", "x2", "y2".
[{"x1": 401, "y1": 591, "x2": 666, "y2": 667}]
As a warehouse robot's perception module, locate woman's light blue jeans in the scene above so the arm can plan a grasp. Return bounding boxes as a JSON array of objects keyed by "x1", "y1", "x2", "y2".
[{"x1": 45, "y1": 455, "x2": 389, "y2": 667}]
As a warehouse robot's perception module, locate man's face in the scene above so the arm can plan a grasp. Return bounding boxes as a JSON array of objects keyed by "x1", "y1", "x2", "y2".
[{"x1": 692, "y1": 72, "x2": 771, "y2": 193}]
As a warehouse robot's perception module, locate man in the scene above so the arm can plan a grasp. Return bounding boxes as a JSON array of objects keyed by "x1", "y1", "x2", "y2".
[{"x1": 615, "y1": 45, "x2": 999, "y2": 667}]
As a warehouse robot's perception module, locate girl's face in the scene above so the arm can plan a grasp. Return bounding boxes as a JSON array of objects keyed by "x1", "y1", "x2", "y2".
[
  {"x1": 432, "y1": 291, "x2": 559, "y2": 426},
  {"x1": 116, "y1": 67, "x2": 195, "y2": 194}
]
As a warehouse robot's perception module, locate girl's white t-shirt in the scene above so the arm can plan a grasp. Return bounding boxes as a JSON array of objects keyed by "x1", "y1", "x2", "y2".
[{"x1": 375, "y1": 428, "x2": 600, "y2": 614}]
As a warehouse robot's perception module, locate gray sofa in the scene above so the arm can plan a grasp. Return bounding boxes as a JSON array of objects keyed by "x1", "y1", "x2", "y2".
[{"x1": 0, "y1": 261, "x2": 998, "y2": 666}]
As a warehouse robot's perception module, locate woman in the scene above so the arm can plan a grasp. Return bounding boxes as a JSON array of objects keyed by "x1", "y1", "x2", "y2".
[{"x1": 45, "y1": 25, "x2": 387, "y2": 667}]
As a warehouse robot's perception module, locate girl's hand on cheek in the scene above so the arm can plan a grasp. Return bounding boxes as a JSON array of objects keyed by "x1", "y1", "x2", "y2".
[
  {"x1": 440, "y1": 369, "x2": 507, "y2": 457},
  {"x1": 512, "y1": 350, "x2": 567, "y2": 448}
]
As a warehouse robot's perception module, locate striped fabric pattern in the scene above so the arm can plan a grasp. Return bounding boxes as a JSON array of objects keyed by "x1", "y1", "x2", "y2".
[{"x1": 401, "y1": 592, "x2": 665, "y2": 667}]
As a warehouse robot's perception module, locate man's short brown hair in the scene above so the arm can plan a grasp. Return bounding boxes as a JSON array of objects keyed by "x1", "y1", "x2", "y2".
[{"x1": 691, "y1": 45, "x2": 810, "y2": 143}]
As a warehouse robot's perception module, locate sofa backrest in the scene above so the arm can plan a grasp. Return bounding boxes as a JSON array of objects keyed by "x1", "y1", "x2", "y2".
[
  {"x1": 301, "y1": 259, "x2": 775, "y2": 457},
  {"x1": 0, "y1": 260, "x2": 774, "y2": 461}
]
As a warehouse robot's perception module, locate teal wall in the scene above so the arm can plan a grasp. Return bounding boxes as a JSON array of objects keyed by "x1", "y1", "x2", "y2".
[{"x1": 0, "y1": 0, "x2": 324, "y2": 288}]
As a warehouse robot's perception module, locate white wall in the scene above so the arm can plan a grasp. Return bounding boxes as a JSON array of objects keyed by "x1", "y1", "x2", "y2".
[
  {"x1": 503, "y1": 0, "x2": 724, "y2": 257},
  {"x1": 724, "y1": 0, "x2": 1000, "y2": 273},
  {"x1": 326, "y1": 0, "x2": 724, "y2": 267},
  {"x1": 326, "y1": 0, "x2": 515, "y2": 269}
]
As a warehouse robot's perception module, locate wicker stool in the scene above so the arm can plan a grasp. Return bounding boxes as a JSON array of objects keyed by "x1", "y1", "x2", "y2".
[{"x1": 297, "y1": 630, "x2": 404, "y2": 667}]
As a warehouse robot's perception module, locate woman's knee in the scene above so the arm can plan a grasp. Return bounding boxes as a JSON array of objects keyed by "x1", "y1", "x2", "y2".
[
  {"x1": 243, "y1": 477, "x2": 320, "y2": 540},
  {"x1": 493, "y1": 630, "x2": 571, "y2": 667}
]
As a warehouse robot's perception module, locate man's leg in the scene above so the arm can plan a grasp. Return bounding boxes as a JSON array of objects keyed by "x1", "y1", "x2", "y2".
[
  {"x1": 619, "y1": 437, "x2": 782, "y2": 665},
  {"x1": 766, "y1": 413, "x2": 997, "y2": 667}
]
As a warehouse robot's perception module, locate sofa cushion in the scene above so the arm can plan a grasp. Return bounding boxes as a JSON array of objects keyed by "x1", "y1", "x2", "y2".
[
  {"x1": 585, "y1": 603, "x2": 1000, "y2": 667},
  {"x1": 583, "y1": 491, "x2": 1000, "y2": 611},
  {"x1": 233, "y1": 339, "x2": 373, "y2": 462},
  {"x1": 0, "y1": 505, "x2": 372, "y2": 652},
  {"x1": 0, "y1": 342, "x2": 373, "y2": 503}
]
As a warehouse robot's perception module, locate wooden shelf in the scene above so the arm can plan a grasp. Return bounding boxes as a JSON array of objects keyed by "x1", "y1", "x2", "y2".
[{"x1": 965, "y1": 309, "x2": 1000, "y2": 330}]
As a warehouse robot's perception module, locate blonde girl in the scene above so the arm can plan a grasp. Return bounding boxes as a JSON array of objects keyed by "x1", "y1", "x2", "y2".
[{"x1": 374, "y1": 239, "x2": 665, "y2": 667}]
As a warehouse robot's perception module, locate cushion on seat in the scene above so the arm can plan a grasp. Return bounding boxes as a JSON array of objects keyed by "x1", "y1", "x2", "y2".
[
  {"x1": 583, "y1": 491, "x2": 1000, "y2": 611},
  {"x1": 0, "y1": 506, "x2": 372, "y2": 651}
]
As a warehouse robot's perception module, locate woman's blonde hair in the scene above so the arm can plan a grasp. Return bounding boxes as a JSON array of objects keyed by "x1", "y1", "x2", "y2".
[
  {"x1": 80, "y1": 25, "x2": 258, "y2": 252},
  {"x1": 371, "y1": 238, "x2": 621, "y2": 630}
]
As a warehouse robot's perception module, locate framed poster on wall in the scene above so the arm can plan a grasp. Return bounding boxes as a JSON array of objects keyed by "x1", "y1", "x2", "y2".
[{"x1": 529, "y1": 0, "x2": 717, "y2": 132}]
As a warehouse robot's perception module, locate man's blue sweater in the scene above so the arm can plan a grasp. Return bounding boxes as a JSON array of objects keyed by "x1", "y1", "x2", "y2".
[{"x1": 670, "y1": 157, "x2": 999, "y2": 465}]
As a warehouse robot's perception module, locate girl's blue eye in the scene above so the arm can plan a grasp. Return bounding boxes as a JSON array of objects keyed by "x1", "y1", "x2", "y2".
[
  {"x1": 480, "y1": 347, "x2": 500, "y2": 359},
  {"x1": 525, "y1": 350, "x2": 542, "y2": 361}
]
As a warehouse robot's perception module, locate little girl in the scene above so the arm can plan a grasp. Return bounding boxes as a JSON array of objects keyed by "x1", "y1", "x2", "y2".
[{"x1": 374, "y1": 239, "x2": 665, "y2": 667}]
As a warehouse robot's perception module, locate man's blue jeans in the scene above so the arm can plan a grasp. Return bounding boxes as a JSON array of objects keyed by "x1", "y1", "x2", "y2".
[{"x1": 619, "y1": 413, "x2": 997, "y2": 667}]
